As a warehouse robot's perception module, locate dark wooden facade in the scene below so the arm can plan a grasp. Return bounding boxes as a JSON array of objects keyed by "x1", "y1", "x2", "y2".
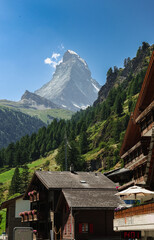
[
  {"x1": 58, "y1": 200, "x2": 120, "y2": 240},
  {"x1": 19, "y1": 171, "x2": 122, "y2": 240},
  {"x1": 119, "y1": 51, "x2": 154, "y2": 190}
]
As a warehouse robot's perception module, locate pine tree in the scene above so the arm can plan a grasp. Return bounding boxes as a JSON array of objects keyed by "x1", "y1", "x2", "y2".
[
  {"x1": 114, "y1": 95, "x2": 123, "y2": 116},
  {"x1": 55, "y1": 142, "x2": 66, "y2": 170},
  {"x1": 113, "y1": 120, "x2": 121, "y2": 142},
  {"x1": 21, "y1": 165, "x2": 29, "y2": 192},
  {"x1": 9, "y1": 167, "x2": 22, "y2": 195},
  {"x1": 107, "y1": 67, "x2": 113, "y2": 77},
  {"x1": 6, "y1": 143, "x2": 15, "y2": 167},
  {"x1": 79, "y1": 132, "x2": 88, "y2": 154},
  {"x1": 67, "y1": 141, "x2": 85, "y2": 171},
  {"x1": 55, "y1": 140, "x2": 85, "y2": 171}
]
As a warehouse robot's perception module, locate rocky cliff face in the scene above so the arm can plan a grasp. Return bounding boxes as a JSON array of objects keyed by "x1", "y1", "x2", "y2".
[
  {"x1": 19, "y1": 90, "x2": 60, "y2": 110},
  {"x1": 35, "y1": 50, "x2": 101, "y2": 111},
  {"x1": 94, "y1": 43, "x2": 154, "y2": 105}
]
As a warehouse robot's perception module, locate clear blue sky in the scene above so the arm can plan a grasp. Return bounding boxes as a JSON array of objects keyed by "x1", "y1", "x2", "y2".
[{"x1": 0, "y1": 0, "x2": 154, "y2": 101}]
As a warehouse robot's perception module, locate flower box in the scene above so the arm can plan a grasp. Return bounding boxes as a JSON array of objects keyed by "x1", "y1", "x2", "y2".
[
  {"x1": 28, "y1": 190, "x2": 39, "y2": 202},
  {"x1": 23, "y1": 211, "x2": 29, "y2": 222},
  {"x1": 19, "y1": 212, "x2": 24, "y2": 222},
  {"x1": 28, "y1": 211, "x2": 33, "y2": 221},
  {"x1": 33, "y1": 192, "x2": 39, "y2": 201},
  {"x1": 32, "y1": 209, "x2": 38, "y2": 221}
]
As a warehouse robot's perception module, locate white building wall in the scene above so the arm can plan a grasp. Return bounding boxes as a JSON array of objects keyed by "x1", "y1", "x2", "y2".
[{"x1": 114, "y1": 213, "x2": 154, "y2": 239}]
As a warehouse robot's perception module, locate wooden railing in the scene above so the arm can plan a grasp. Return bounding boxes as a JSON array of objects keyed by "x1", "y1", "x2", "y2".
[{"x1": 114, "y1": 202, "x2": 154, "y2": 219}]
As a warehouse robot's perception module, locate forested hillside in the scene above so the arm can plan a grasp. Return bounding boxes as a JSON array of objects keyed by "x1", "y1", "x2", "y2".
[
  {"x1": 0, "y1": 42, "x2": 153, "y2": 171},
  {"x1": 0, "y1": 107, "x2": 46, "y2": 149},
  {"x1": 0, "y1": 102, "x2": 73, "y2": 149}
]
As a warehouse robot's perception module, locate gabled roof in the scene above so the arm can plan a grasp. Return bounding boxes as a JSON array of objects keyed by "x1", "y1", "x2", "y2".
[
  {"x1": 120, "y1": 51, "x2": 154, "y2": 156},
  {"x1": 1, "y1": 194, "x2": 24, "y2": 209},
  {"x1": 62, "y1": 189, "x2": 123, "y2": 209},
  {"x1": 24, "y1": 171, "x2": 116, "y2": 199},
  {"x1": 34, "y1": 171, "x2": 116, "y2": 189}
]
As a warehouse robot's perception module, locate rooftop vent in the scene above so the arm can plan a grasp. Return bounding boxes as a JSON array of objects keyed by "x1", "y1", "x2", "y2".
[
  {"x1": 70, "y1": 164, "x2": 74, "y2": 173},
  {"x1": 80, "y1": 180, "x2": 86, "y2": 184}
]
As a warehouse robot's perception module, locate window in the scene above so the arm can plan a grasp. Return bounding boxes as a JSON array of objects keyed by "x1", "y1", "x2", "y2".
[
  {"x1": 79, "y1": 223, "x2": 88, "y2": 233},
  {"x1": 79, "y1": 223, "x2": 93, "y2": 233}
]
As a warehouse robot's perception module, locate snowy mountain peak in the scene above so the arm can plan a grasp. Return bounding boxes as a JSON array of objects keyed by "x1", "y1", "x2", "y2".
[
  {"x1": 63, "y1": 50, "x2": 87, "y2": 66},
  {"x1": 67, "y1": 50, "x2": 78, "y2": 56},
  {"x1": 63, "y1": 50, "x2": 78, "y2": 62},
  {"x1": 35, "y1": 50, "x2": 101, "y2": 111}
]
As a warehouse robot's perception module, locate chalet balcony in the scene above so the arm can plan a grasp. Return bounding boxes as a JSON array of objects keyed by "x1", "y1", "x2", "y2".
[
  {"x1": 136, "y1": 100, "x2": 154, "y2": 137},
  {"x1": 19, "y1": 210, "x2": 38, "y2": 222},
  {"x1": 28, "y1": 190, "x2": 40, "y2": 202},
  {"x1": 114, "y1": 202, "x2": 154, "y2": 231},
  {"x1": 122, "y1": 137, "x2": 151, "y2": 170}
]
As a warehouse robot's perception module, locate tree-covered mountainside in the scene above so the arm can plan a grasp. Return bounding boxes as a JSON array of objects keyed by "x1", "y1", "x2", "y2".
[
  {"x1": 0, "y1": 103, "x2": 73, "y2": 149},
  {"x1": 0, "y1": 100, "x2": 73, "y2": 125},
  {"x1": 0, "y1": 43, "x2": 153, "y2": 171},
  {"x1": 0, "y1": 106, "x2": 46, "y2": 149},
  {"x1": 95, "y1": 41, "x2": 152, "y2": 105}
]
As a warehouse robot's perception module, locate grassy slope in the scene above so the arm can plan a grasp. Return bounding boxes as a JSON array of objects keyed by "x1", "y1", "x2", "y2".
[
  {"x1": 0, "y1": 150, "x2": 60, "y2": 192},
  {"x1": 84, "y1": 94, "x2": 139, "y2": 168},
  {"x1": 0, "y1": 150, "x2": 60, "y2": 234},
  {"x1": 0, "y1": 210, "x2": 6, "y2": 235},
  {"x1": 0, "y1": 101, "x2": 73, "y2": 124}
]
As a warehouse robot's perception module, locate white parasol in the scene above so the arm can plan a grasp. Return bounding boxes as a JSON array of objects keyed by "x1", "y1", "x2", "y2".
[{"x1": 115, "y1": 185, "x2": 154, "y2": 201}]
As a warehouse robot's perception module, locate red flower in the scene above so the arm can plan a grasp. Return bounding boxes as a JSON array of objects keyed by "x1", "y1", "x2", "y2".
[
  {"x1": 19, "y1": 212, "x2": 24, "y2": 216},
  {"x1": 32, "y1": 209, "x2": 37, "y2": 214}
]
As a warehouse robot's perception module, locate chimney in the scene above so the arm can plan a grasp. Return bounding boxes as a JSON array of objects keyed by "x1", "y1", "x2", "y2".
[{"x1": 70, "y1": 164, "x2": 74, "y2": 173}]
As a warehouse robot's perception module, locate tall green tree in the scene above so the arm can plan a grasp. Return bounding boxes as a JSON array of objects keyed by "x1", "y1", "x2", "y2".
[
  {"x1": 9, "y1": 167, "x2": 22, "y2": 195},
  {"x1": 113, "y1": 120, "x2": 121, "y2": 142},
  {"x1": 21, "y1": 165, "x2": 30, "y2": 192},
  {"x1": 114, "y1": 96, "x2": 123, "y2": 116},
  {"x1": 79, "y1": 132, "x2": 88, "y2": 154},
  {"x1": 55, "y1": 140, "x2": 85, "y2": 171}
]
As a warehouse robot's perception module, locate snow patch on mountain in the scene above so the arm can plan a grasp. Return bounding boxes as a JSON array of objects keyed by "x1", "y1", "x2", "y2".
[
  {"x1": 92, "y1": 83, "x2": 100, "y2": 92},
  {"x1": 68, "y1": 50, "x2": 78, "y2": 56},
  {"x1": 35, "y1": 50, "x2": 101, "y2": 111}
]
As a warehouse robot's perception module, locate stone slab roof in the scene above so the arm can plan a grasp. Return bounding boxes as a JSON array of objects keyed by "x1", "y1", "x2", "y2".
[
  {"x1": 62, "y1": 189, "x2": 123, "y2": 209},
  {"x1": 35, "y1": 171, "x2": 116, "y2": 190}
]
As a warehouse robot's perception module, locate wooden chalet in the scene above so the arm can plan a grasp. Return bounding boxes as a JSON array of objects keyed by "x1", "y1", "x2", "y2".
[
  {"x1": 56, "y1": 188, "x2": 122, "y2": 240},
  {"x1": 1, "y1": 194, "x2": 30, "y2": 240},
  {"x1": 119, "y1": 51, "x2": 154, "y2": 190},
  {"x1": 21, "y1": 170, "x2": 123, "y2": 240}
]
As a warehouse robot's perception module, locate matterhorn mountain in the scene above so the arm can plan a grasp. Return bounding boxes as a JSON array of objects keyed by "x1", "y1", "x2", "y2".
[{"x1": 35, "y1": 50, "x2": 101, "y2": 111}]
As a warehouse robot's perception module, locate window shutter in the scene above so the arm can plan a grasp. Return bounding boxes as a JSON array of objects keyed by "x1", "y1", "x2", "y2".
[
  {"x1": 64, "y1": 225, "x2": 66, "y2": 234},
  {"x1": 89, "y1": 224, "x2": 93, "y2": 233},
  {"x1": 79, "y1": 224, "x2": 82, "y2": 233}
]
